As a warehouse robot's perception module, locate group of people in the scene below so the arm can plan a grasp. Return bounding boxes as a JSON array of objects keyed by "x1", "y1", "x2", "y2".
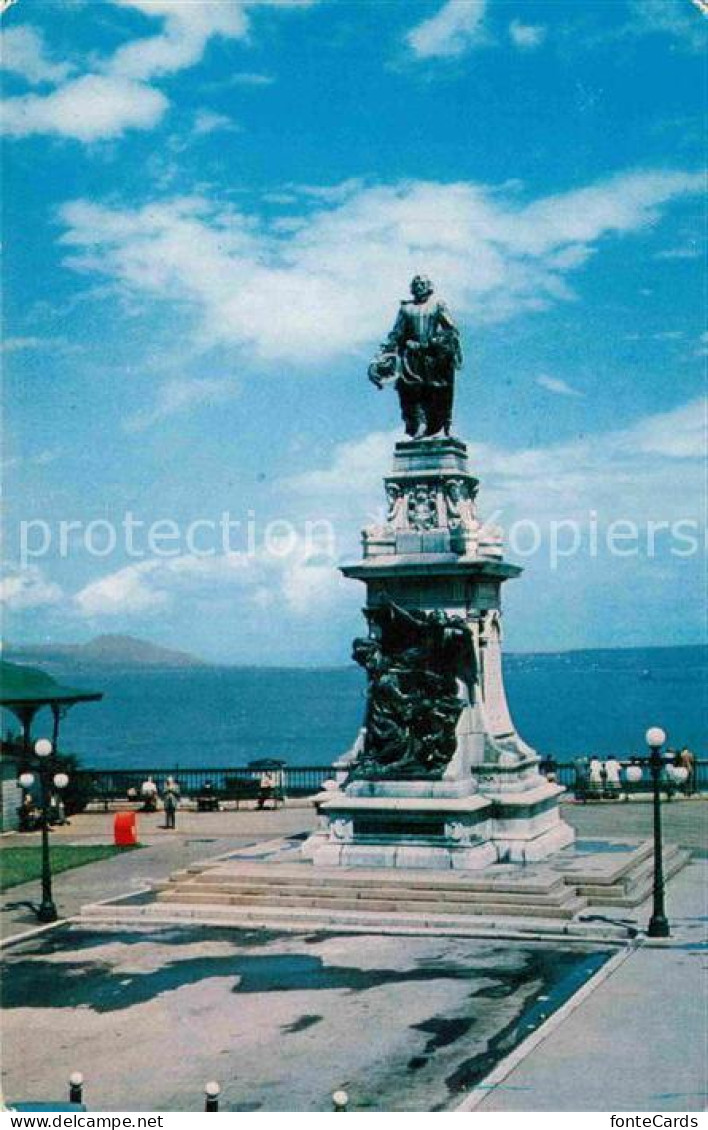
[
  {"x1": 572, "y1": 747, "x2": 696, "y2": 802},
  {"x1": 128, "y1": 776, "x2": 181, "y2": 828},
  {"x1": 17, "y1": 789, "x2": 69, "y2": 832},
  {"x1": 132, "y1": 771, "x2": 280, "y2": 826}
]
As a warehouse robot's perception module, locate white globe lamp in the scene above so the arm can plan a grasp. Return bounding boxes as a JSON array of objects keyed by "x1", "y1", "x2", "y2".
[{"x1": 645, "y1": 727, "x2": 666, "y2": 749}]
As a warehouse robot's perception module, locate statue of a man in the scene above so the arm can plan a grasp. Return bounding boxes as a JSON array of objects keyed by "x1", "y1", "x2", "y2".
[{"x1": 368, "y1": 276, "x2": 463, "y2": 439}]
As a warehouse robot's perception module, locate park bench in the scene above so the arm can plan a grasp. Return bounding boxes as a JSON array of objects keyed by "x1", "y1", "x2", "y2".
[
  {"x1": 222, "y1": 777, "x2": 285, "y2": 809},
  {"x1": 196, "y1": 788, "x2": 220, "y2": 812}
]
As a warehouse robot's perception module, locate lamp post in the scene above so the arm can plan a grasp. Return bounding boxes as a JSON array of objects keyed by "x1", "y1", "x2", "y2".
[
  {"x1": 645, "y1": 726, "x2": 669, "y2": 939},
  {"x1": 19, "y1": 739, "x2": 70, "y2": 924},
  {"x1": 204, "y1": 1082, "x2": 221, "y2": 1113},
  {"x1": 332, "y1": 1090, "x2": 349, "y2": 1112}
]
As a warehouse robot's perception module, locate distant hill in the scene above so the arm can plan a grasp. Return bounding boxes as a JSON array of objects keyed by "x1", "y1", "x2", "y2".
[
  {"x1": 4, "y1": 634, "x2": 208, "y2": 669},
  {"x1": 4, "y1": 637, "x2": 704, "y2": 674}
]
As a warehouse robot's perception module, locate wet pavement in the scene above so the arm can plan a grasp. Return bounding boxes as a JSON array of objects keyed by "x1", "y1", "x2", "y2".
[
  {"x1": 1, "y1": 801, "x2": 705, "y2": 1111},
  {"x1": 0, "y1": 925, "x2": 609, "y2": 1112},
  {"x1": 472, "y1": 859, "x2": 707, "y2": 1113}
]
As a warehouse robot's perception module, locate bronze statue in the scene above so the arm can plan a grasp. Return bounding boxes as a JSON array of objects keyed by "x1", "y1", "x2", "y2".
[
  {"x1": 368, "y1": 276, "x2": 463, "y2": 439},
  {"x1": 349, "y1": 597, "x2": 475, "y2": 779}
]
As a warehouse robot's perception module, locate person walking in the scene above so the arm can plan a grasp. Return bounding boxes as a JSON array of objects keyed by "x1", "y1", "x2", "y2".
[{"x1": 163, "y1": 777, "x2": 180, "y2": 829}]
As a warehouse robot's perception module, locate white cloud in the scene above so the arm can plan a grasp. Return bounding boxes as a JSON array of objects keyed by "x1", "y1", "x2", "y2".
[
  {"x1": 536, "y1": 374, "x2": 584, "y2": 397},
  {"x1": 57, "y1": 167, "x2": 703, "y2": 364},
  {"x1": 285, "y1": 429, "x2": 397, "y2": 499},
  {"x1": 18, "y1": 396, "x2": 706, "y2": 640},
  {"x1": 222, "y1": 71, "x2": 275, "y2": 86},
  {"x1": 0, "y1": 25, "x2": 74, "y2": 84},
  {"x1": 192, "y1": 109, "x2": 240, "y2": 136},
  {"x1": 655, "y1": 241, "x2": 703, "y2": 260},
  {"x1": 0, "y1": 564, "x2": 63, "y2": 610},
  {"x1": 108, "y1": 0, "x2": 250, "y2": 82},
  {"x1": 124, "y1": 376, "x2": 238, "y2": 431},
  {"x1": 1, "y1": 1, "x2": 316, "y2": 142},
  {"x1": 74, "y1": 537, "x2": 344, "y2": 620},
  {"x1": 75, "y1": 559, "x2": 169, "y2": 617},
  {"x1": 622, "y1": 396, "x2": 705, "y2": 458},
  {"x1": 472, "y1": 398, "x2": 707, "y2": 528},
  {"x1": 508, "y1": 19, "x2": 546, "y2": 49},
  {"x1": 2, "y1": 336, "x2": 51, "y2": 352},
  {"x1": 283, "y1": 396, "x2": 706, "y2": 529},
  {"x1": 406, "y1": 0, "x2": 489, "y2": 59},
  {"x1": 2, "y1": 73, "x2": 168, "y2": 141},
  {"x1": 626, "y1": 0, "x2": 707, "y2": 53},
  {"x1": 1, "y1": 334, "x2": 79, "y2": 355}
]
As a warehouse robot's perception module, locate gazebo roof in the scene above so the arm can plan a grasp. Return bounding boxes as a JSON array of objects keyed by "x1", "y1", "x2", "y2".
[{"x1": 0, "y1": 660, "x2": 103, "y2": 713}]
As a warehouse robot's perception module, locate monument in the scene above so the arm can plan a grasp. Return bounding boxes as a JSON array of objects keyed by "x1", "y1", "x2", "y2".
[{"x1": 306, "y1": 276, "x2": 575, "y2": 870}]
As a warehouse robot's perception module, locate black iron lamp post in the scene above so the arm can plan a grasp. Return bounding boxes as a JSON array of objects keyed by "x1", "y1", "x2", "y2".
[
  {"x1": 645, "y1": 726, "x2": 670, "y2": 939},
  {"x1": 18, "y1": 738, "x2": 69, "y2": 924}
]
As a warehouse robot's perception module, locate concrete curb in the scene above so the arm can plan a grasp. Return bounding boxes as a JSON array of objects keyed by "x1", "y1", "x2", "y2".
[
  {"x1": 0, "y1": 917, "x2": 71, "y2": 949},
  {"x1": 453, "y1": 941, "x2": 640, "y2": 1111}
]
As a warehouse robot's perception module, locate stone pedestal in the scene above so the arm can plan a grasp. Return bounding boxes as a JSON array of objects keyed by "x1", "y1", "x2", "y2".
[{"x1": 305, "y1": 436, "x2": 574, "y2": 870}]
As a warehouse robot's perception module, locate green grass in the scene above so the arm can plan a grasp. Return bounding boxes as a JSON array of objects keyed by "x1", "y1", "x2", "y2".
[{"x1": 0, "y1": 844, "x2": 140, "y2": 891}]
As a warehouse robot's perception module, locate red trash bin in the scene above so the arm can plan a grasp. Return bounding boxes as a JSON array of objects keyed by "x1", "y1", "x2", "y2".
[{"x1": 114, "y1": 811, "x2": 138, "y2": 846}]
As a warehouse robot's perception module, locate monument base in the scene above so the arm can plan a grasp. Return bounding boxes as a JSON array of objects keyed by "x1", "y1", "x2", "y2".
[
  {"x1": 306, "y1": 793, "x2": 499, "y2": 870},
  {"x1": 308, "y1": 840, "x2": 499, "y2": 871},
  {"x1": 482, "y1": 781, "x2": 576, "y2": 862},
  {"x1": 306, "y1": 777, "x2": 574, "y2": 870},
  {"x1": 309, "y1": 434, "x2": 575, "y2": 872}
]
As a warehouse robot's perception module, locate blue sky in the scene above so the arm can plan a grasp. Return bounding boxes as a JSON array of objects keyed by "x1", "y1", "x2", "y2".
[{"x1": 1, "y1": 0, "x2": 706, "y2": 664}]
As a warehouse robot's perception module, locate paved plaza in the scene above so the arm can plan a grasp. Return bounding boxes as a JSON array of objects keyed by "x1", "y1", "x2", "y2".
[
  {"x1": 1, "y1": 924, "x2": 612, "y2": 1112},
  {"x1": 1, "y1": 799, "x2": 706, "y2": 1112}
]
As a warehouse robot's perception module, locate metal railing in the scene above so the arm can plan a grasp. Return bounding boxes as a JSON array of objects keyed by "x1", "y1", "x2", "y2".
[
  {"x1": 540, "y1": 759, "x2": 707, "y2": 797},
  {"x1": 75, "y1": 764, "x2": 335, "y2": 807},
  {"x1": 73, "y1": 759, "x2": 706, "y2": 809}
]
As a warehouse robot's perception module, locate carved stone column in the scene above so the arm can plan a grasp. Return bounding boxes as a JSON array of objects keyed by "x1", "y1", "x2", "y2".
[{"x1": 305, "y1": 436, "x2": 574, "y2": 869}]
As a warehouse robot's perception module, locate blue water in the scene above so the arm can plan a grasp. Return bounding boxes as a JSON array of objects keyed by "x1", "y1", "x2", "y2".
[{"x1": 6, "y1": 646, "x2": 705, "y2": 769}]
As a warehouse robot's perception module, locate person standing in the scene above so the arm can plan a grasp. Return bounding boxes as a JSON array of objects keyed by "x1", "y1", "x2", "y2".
[
  {"x1": 163, "y1": 777, "x2": 180, "y2": 829},
  {"x1": 605, "y1": 757, "x2": 621, "y2": 798},
  {"x1": 140, "y1": 776, "x2": 158, "y2": 812},
  {"x1": 679, "y1": 747, "x2": 696, "y2": 796},
  {"x1": 573, "y1": 756, "x2": 590, "y2": 803},
  {"x1": 589, "y1": 757, "x2": 603, "y2": 799},
  {"x1": 257, "y1": 771, "x2": 274, "y2": 810}
]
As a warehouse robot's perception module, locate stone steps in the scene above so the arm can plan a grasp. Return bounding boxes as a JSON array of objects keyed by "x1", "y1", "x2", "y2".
[
  {"x1": 573, "y1": 844, "x2": 683, "y2": 895},
  {"x1": 575, "y1": 847, "x2": 690, "y2": 907},
  {"x1": 173, "y1": 861, "x2": 569, "y2": 897},
  {"x1": 81, "y1": 898, "x2": 629, "y2": 944},
  {"x1": 557, "y1": 839, "x2": 654, "y2": 891},
  {"x1": 155, "y1": 857, "x2": 588, "y2": 922},
  {"x1": 157, "y1": 886, "x2": 587, "y2": 920},
  {"x1": 79, "y1": 838, "x2": 690, "y2": 945},
  {"x1": 175, "y1": 877, "x2": 575, "y2": 908},
  {"x1": 151, "y1": 840, "x2": 690, "y2": 925}
]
